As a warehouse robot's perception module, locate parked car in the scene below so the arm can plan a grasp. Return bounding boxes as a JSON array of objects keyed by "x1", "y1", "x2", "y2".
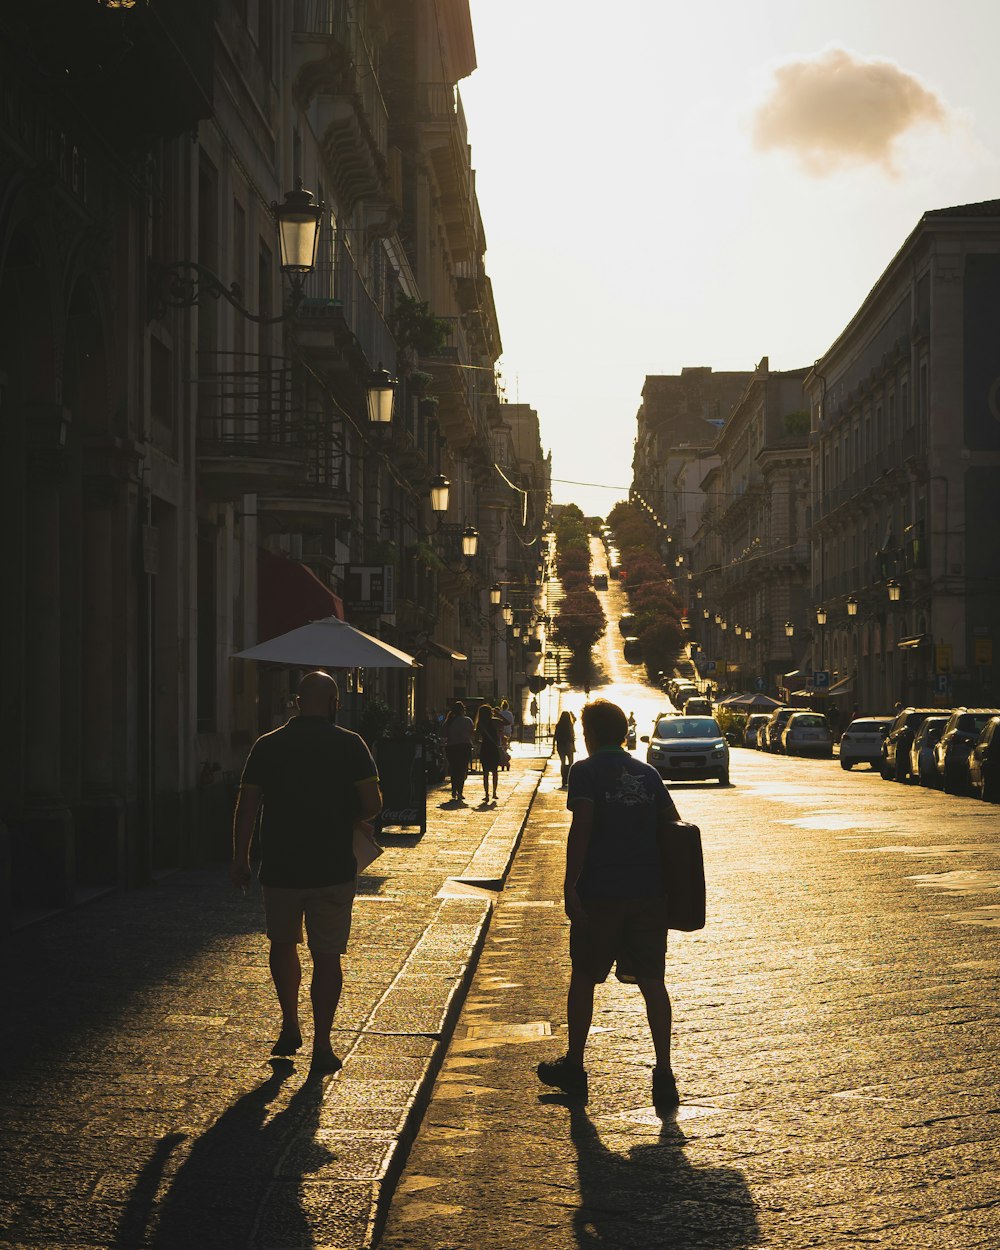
[
  {"x1": 762, "y1": 706, "x2": 797, "y2": 753},
  {"x1": 909, "y1": 716, "x2": 948, "y2": 787},
  {"x1": 968, "y1": 716, "x2": 1000, "y2": 802},
  {"x1": 619, "y1": 613, "x2": 636, "y2": 636},
  {"x1": 839, "y1": 716, "x2": 893, "y2": 770},
  {"x1": 683, "y1": 696, "x2": 712, "y2": 716},
  {"x1": 670, "y1": 681, "x2": 697, "y2": 707},
  {"x1": 622, "y1": 637, "x2": 643, "y2": 664},
  {"x1": 641, "y1": 715, "x2": 729, "y2": 784},
  {"x1": 743, "y1": 713, "x2": 771, "y2": 749},
  {"x1": 592, "y1": 572, "x2": 608, "y2": 590},
  {"x1": 934, "y1": 708, "x2": 1000, "y2": 794},
  {"x1": 880, "y1": 708, "x2": 943, "y2": 781},
  {"x1": 781, "y1": 711, "x2": 834, "y2": 758}
]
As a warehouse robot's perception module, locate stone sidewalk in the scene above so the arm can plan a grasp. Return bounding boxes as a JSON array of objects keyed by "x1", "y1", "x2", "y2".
[{"x1": 0, "y1": 749, "x2": 547, "y2": 1249}]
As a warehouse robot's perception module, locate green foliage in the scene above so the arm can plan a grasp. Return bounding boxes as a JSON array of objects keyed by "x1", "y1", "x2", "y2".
[
  {"x1": 715, "y1": 707, "x2": 748, "y2": 741},
  {"x1": 783, "y1": 409, "x2": 810, "y2": 436},
  {"x1": 411, "y1": 540, "x2": 445, "y2": 571},
  {"x1": 605, "y1": 500, "x2": 686, "y2": 682},
  {"x1": 554, "y1": 588, "x2": 605, "y2": 652},
  {"x1": 358, "y1": 696, "x2": 397, "y2": 747},
  {"x1": 388, "y1": 294, "x2": 453, "y2": 356},
  {"x1": 638, "y1": 619, "x2": 685, "y2": 677}
]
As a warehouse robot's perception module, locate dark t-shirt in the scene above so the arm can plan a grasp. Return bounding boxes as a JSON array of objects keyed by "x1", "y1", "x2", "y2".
[
  {"x1": 240, "y1": 717, "x2": 379, "y2": 888},
  {"x1": 567, "y1": 748, "x2": 669, "y2": 900}
]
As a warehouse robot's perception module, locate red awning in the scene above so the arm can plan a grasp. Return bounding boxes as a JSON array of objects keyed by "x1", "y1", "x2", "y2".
[{"x1": 258, "y1": 549, "x2": 345, "y2": 642}]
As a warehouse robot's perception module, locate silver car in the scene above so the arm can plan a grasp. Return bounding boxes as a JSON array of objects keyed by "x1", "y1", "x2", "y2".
[
  {"x1": 642, "y1": 715, "x2": 729, "y2": 785},
  {"x1": 781, "y1": 712, "x2": 833, "y2": 758},
  {"x1": 839, "y1": 717, "x2": 893, "y2": 770}
]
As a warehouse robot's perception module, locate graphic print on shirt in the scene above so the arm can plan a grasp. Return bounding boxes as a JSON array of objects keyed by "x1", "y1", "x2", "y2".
[{"x1": 606, "y1": 769, "x2": 650, "y2": 807}]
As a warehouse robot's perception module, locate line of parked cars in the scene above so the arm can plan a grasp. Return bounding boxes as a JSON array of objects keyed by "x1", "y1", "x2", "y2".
[
  {"x1": 877, "y1": 705, "x2": 1000, "y2": 800},
  {"x1": 743, "y1": 707, "x2": 834, "y2": 757},
  {"x1": 741, "y1": 702, "x2": 1000, "y2": 803}
]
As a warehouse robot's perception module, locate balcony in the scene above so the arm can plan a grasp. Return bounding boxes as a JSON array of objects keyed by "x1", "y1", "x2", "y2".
[
  {"x1": 416, "y1": 83, "x2": 477, "y2": 263},
  {"x1": 292, "y1": 1, "x2": 391, "y2": 209},
  {"x1": 7, "y1": 1, "x2": 213, "y2": 148},
  {"x1": 297, "y1": 235, "x2": 397, "y2": 375},
  {"x1": 195, "y1": 354, "x2": 305, "y2": 500},
  {"x1": 259, "y1": 393, "x2": 351, "y2": 529}
]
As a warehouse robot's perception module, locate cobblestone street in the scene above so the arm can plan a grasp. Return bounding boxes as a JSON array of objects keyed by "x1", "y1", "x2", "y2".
[{"x1": 380, "y1": 748, "x2": 1000, "y2": 1249}]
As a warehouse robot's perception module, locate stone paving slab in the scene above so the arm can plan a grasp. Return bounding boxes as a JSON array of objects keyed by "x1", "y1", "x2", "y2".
[
  {"x1": 0, "y1": 750, "x2": 547, "y2": 1249},
  {"x1": 378, "y1": 752, "x2": 1000, "y2": 1250}
]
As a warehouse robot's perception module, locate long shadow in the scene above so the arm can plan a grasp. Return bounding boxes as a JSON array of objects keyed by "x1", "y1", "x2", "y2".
[
  {"x1": 114, "y1": 1061, "x2": 329, "y2": 1249},
  {"x1": 547, "y1": 1095, "x2": 760, "y2": 1249}
]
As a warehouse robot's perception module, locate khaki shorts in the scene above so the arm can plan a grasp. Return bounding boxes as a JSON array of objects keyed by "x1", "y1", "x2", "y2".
[
  {"x1": 570, "y1": 896, "x2": 669, "y2": 984},
  {"x1": 262, "y1": 880, "x2": 356, "y2": 955}
]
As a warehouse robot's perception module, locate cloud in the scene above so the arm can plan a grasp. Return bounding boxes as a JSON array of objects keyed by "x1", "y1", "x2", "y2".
[{"x1": 752, "y1": 47, "x2": 951, "y2": 175}]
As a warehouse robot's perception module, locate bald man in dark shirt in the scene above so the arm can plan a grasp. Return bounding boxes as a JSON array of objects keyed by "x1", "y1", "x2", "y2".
[{"x1": 232, "y1": 671, "x2": 382, "y2": 1072}]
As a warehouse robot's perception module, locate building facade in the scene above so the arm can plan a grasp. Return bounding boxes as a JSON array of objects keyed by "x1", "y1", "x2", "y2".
[
  {"x1": 805, "y1": 200, "x2": 1000, "y2": 714},
  {"x1": 0, "y1": 1, "x2": 545, "y2": 926}
]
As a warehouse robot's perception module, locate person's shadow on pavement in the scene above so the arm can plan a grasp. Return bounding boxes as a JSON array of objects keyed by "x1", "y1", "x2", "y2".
[
  {"x1": 115, "y1": 1060, "x2": 330, "y2": 1249},
  {"x1": 546, "y1": 1095, "x2": 761, "y2": 1249}
]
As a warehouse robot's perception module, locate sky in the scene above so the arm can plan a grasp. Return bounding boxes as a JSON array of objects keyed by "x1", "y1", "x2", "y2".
[{"x1": 460, "y1": 0, "x2": 1000, "y2": 517}]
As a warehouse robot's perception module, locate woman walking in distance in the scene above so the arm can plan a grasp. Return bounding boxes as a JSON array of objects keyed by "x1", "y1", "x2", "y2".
[
  {"x1": 476, "y1": 703, "x2": 503, "y2": 803},
  {"x1": 443, "y1": 701, "x2": 474, "y2": 802},
  {"x1": 554, "y1": 709, "x2": 576, "y2": 787}
]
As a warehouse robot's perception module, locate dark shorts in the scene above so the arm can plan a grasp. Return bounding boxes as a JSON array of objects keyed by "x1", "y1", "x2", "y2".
[{"x1": 570, "y1": 896, "x2": 669, "y2": 984}]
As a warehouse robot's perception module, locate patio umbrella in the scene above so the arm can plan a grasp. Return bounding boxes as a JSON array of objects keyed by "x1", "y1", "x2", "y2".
[
  {"x1": 716, "y1": 692, "x2": 783, "y2": 711},
  {"x1": 233, "y1": 616, "x2": 418, "y2": 668}
]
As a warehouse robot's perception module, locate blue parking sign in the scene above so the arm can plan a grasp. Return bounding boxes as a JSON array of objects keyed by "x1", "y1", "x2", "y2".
[{"x1": 813, "y1": 670, "x2": 830, "y2": 688}]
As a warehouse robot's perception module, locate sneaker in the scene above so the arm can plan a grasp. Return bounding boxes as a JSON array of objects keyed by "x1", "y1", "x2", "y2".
[
  {"x1": 537, "y1": 1054, "x2": 588, "y2": 1099},
  {"x1": 652, "y1": 1066, "x2": 679, "y2": 1111}
]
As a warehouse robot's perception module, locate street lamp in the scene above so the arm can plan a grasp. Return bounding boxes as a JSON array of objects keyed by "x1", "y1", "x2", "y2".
[
  {"x1": 274, "y1": 179, "x2": 325, "y2": 277},
  {"x1": 429, "y1": 474, "x2": 450, "y2": 514},
  {"x1": 887, "y1": 579, "x2": 902, "y2": 603},
  {"x1": 846, "y1": 595, "x2": 859, "y2": 617},
  {"x1": 489, "y1": 583, "x2": 502, "y2": 606},
  {"x1": 461, "y1": 526, "x2": 479, "y2": 558},
  {"x1": 149, "y1": 178, "x2": 324, "y2": 322},
  {"x1": 785, "y1": 621, "x2": 794, "y2": 638},
  {"x1": 816, "y1": 606, "x2": 827, "y2": 672},
  {"x1": 502, "y1": 602, "x2": 514, "y2": 626},
  {"x1": 366, "y1": 366, "x2": 396, "y2": 425}
]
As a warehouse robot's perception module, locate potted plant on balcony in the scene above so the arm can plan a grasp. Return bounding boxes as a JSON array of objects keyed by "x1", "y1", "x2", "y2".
[{"x1": 388, "y1": 294, "x2": 452, "y2": 357}]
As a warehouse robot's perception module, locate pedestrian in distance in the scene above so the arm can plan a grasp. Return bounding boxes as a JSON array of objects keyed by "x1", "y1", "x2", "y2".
[
  {"x1": 537, "y1": 698, "x2": 684, "y2": 1112},
  {"x1": 554, "y1": 709, "x2": 576, "y2": 787},
  {"x1": 476, "y1": 703, "x2": 503, "y2": 803},
  {"x1": 231, "y1": 671, "x2": 382, "y2": 1074},
  {"x1": 443, "y1": 701, "x2": 475, "y2": 802},
  {"x1": 498, "y1": 698, "x2": 515, "y2": 768}
]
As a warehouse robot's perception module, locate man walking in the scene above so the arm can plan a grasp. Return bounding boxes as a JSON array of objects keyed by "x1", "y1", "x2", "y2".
[
  {"x1": 231, "y1": 671, "x2": 382, "y2": 1073},
  {"x1": 537, "y1": 699, "x2": 684, "y2": 1111}
]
